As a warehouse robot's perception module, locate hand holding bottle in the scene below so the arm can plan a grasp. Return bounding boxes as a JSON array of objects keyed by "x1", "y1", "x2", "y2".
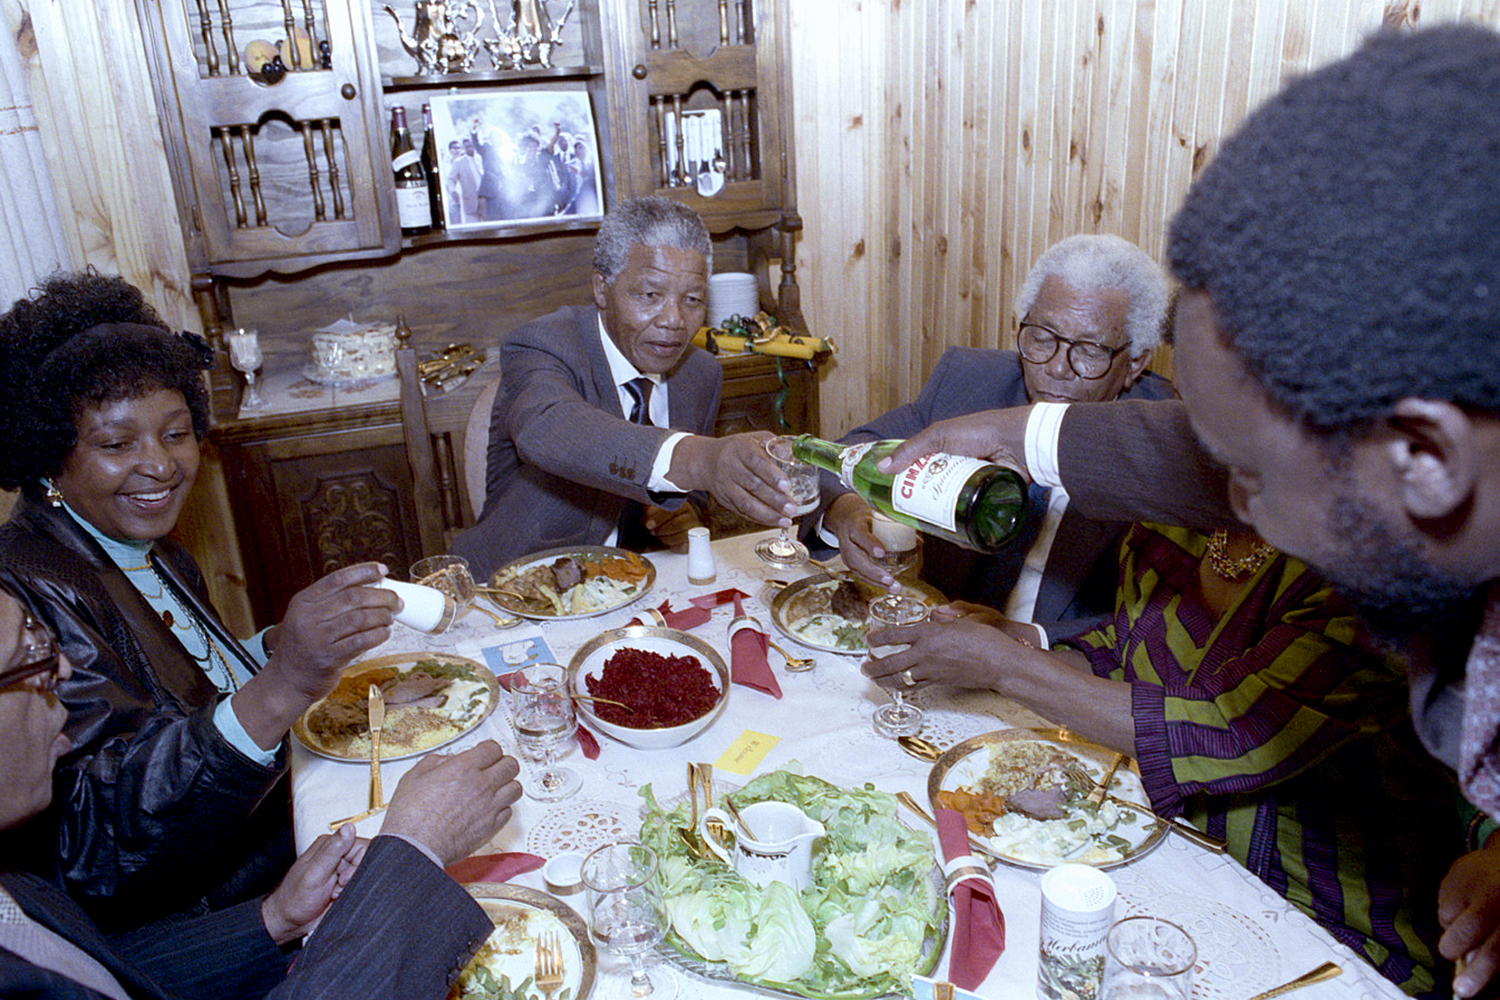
[{"x1": 872, "y1": 408, "x2": 1036, "y2": 482}]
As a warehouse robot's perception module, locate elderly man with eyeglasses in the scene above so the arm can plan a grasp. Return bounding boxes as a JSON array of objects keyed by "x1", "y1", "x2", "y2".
[
  {"x1": 0, "y1": 587, "x2": 525, "y2": 999},
  {"x1": 820, "y1": 233, "x2": 1177, "y2": 647}
]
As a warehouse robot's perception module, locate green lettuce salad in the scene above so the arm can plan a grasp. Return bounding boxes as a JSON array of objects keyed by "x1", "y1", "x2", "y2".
[{"x1": 640, "y1": 765, "x2": 945, "y2": 998}]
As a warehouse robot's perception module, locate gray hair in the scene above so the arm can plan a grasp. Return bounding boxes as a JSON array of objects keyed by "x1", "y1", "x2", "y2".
[
  {"x1": 1014, "y1": 234, "x2": 1170, "y2": 356},
  {"x1": 592, "y1": 195, "x2": 712, "y2": 282}
]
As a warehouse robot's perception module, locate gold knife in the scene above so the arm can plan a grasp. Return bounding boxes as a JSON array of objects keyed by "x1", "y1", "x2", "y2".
[{"x1": 368, "y1": 684, "x2": 384, "y2": 810}]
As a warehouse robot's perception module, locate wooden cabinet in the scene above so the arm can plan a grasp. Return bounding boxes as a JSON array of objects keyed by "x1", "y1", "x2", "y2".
[
  {"x1": 138, "y1": 0, "x2": 396, "y2": 278},
  {"x1": 137, "y1": 0, "x2": 816, "y2": 624}
]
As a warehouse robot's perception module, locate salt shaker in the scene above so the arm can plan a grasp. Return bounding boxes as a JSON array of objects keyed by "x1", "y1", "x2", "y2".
[
  {"x1": 687, "y1": 525, "x2": 717, "y2": 584},
  {"x1": 1038, "y1": 863, "x2": 1117, "y2": 1000}
]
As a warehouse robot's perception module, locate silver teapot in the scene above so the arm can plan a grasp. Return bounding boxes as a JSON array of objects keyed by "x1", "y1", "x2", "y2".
[{"x1": 384, "y1": 0, "x2": 484, "y2": 75}]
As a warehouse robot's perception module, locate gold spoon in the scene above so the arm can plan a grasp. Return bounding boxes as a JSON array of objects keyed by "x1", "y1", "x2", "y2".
[
  {"x1": 767, "y1": 640, "x2": 815, "y2": 672},
  {"x1": 1244, "y1": 961, "x2": 1342, "y2": 1000},
  {"x1": 571, "y1": 692, "x2": 635, "y2": 712},
  {"x1": 897, "y1": 733, "x2": 942, "y2": 762}
]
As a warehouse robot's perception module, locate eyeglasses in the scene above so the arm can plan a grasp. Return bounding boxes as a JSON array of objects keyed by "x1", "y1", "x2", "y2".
[
  {"x1": 1018, "y1": 323, "x2": 1130, "y2": 379},
  {"x1": 0, "y1": 609, "x2": 62, "y2": 697}
]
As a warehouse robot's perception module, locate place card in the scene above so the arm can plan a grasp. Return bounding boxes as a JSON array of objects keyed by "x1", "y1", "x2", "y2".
[{"x1": 715, "y1": 730, "x2": 781, "y2": 775}]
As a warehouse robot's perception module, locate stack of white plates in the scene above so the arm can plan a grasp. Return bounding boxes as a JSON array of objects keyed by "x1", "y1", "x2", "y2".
[{"x1": 708, "y1": 272, "x2": 760, "y2": 328}]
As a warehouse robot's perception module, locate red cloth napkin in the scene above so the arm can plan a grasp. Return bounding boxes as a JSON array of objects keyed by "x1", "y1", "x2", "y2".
[
  {"x1": 935, "y1": 807, "x2": 1005, "y2": 989},
  {"x1": 496, "y1": 671, "x2": 602, "y2": 759},
  {"x1": 627, "y1": 599, "x2": 712, "y2": 631},
  {"x1": 445, "y1": 851, "x2": 545, "y2": 884},
  {"x1": 727, "y1": 594, "x2": 782, "y2": 699},
  {"x1": 690, "y1": 587, "x2": 749, "y2": 611}
]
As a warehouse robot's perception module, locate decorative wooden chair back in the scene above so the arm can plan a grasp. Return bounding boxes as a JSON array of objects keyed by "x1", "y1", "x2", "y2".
[{"x1": 396, "y1": 345, "x2": 500, "y2": 557}]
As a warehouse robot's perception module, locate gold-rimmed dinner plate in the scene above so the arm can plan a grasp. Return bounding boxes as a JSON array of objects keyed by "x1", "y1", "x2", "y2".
[
  {"x1": 456, "y1": 883, "x2": 596, "y2": 1000},
  {"x1": 768, "y1": 572, "x2": 946, "y2": 655},
  {"x1": 485, "y1": 545, "x2": 656, "y2": 620},
  {"x1": 927, "y1": 729, "x2": 1169, "y2": 871},
  {"x1": 293, "y1": 652, "x2": 499, "y2": 762}
]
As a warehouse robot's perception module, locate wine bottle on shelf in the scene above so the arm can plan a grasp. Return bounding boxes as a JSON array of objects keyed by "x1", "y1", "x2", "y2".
[
  {"x1": 420, "y1": 103, "x2": 445, "y2": 232},
  {"x1": 389, "y1": 105, "x2": 431, "y2": 236},
  {"x1": 792, "y1": 434, "x2": 1027, "y2": 554}
]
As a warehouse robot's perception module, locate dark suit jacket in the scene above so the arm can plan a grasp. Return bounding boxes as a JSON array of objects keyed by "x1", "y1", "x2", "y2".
[
  {"x1": 832, "y1": 348, "x2": 1177, "y2": 634},
  {"x1": 0, "y1": 836, "x2": 492, "y2": 1000},
  {"x1": 453, "y1": 305, "x2": 722, "y2": 579}
]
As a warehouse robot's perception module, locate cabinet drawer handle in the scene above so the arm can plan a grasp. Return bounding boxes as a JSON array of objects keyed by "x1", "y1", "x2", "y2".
[
  {"x1": 632, "y1": 64, "x2": 648, "y2": 80},
  {"x1": 341, "y1": 83, "x2": 357, "y2": 100}
]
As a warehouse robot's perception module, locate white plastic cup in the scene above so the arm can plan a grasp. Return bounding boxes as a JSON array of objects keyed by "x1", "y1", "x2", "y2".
[
  {"x1": 1038, "y1": 863, "x2": 1118, "y2": 1000},
  {"x1": 373, "y1": 578, "x2": 456, "y2": 633},
  {"x1": 686, "y1": 526, "x2": 716, "y2": 584}
]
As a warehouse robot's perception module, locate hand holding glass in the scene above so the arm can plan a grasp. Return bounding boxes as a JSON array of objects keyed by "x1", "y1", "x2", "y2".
[
  {"x1": 866, "y1": 594, "x2": 928, "y2": 738},
  {"x1": 755, "y1": 435, "x2": 820, "y2": 569},
  {"x1": 226, "y1": 328, "x2": 265, "y2": 410},
  {"x1": 869, "y1": 512, "x2": 922, "y2": 584},
  {"x1": 582, "y1": 842, "x2": 677, "y2": 999},
  {"x1": 510, "y1": 663, "x2": 581, "y2": 801}
]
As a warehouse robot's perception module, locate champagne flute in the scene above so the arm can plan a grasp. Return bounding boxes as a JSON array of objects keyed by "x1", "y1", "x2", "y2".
[
  {"x1": 226, "y1": 327, "x2": 266, "y2": 410},
  {"x1": 866, "y1": 594, "x2": 929, "y2": 738},
  {"x1": 869, "y1": 512, "x2": 922, "y2": 588},
  {"x1": 755, "y1": 435, "x2": 820, "y2": 569},
  {"x1": 510, "y1": 663, "x2": 581, "y2": 801},
  {"x1": 582, "y1": 842, "x2": 677, "y2": 1000}
]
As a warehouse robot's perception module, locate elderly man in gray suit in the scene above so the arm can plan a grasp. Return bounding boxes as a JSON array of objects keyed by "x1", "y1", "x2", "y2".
[
  {"x1": 455, "y1": 196, "x2": 792, "y2": 579},
  {"x1": 822, "y1": 234, "x2": 1176, "y2": 646}
]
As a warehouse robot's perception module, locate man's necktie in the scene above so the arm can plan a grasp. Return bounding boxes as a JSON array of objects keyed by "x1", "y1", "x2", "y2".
[
  {"x1": 623, "y1": 376, "x2": 653, "y2": 425},
  {"x1": 618, "y1": 377, "x2": 655, "y2": 549}
]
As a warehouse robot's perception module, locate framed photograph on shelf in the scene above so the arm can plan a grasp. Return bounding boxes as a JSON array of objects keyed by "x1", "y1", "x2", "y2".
[{"x1": 430, "y1": 89, "x2": 604, "y2": 231}]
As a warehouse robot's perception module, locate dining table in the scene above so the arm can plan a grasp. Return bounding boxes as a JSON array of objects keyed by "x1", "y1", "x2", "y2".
[{"x1": 290, "y1": 529, "x2": 1409, "y2": 1000}]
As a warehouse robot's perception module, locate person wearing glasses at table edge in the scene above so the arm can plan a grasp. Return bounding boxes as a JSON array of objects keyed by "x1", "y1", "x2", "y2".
[
  {"x1": 0, "y1": 584, "x2": 526, "y2": 1000},
  {"x1": 816, "y1": 234, "x2": 1177, "y2": 646},
  {"x1": 0, "y1": 272, "x2": 406, "y2": 933}
]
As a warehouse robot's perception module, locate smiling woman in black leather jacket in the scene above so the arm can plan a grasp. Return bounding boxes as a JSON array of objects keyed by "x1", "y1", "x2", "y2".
[{"x1": 0, "y1": 273, "x2": 400, "y2": 931}]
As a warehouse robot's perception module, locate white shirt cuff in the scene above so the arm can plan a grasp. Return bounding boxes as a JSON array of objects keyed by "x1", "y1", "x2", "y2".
[
  {"x1": 1025, "y1": 402, "x2": 1069, "y2": 488},
  {"x1": 1033, "y1": 624, "x2": 1051, "y2": 650},
  {"x1": 214, "y1": 697, "x2": 279, "y2": 766},
  {"x1": 244, "y1": 628, "x2": 271, "y2": 667},
  {"x1": 649, "y1": 432, "x2": 690, "y2": 492}
]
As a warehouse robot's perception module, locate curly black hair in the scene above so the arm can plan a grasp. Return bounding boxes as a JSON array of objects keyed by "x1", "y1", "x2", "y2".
[
  {"x1": 1167, "y1": 23, "x2": 1500, "y2": 430},
  {"x1": 0, "y1": 271, "x2": 212, "y2": 496}
]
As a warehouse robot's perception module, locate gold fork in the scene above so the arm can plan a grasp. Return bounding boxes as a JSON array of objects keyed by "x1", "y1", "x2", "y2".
[{"x1": 534, "y1": 931, "x2": 565, "y2": 1000}]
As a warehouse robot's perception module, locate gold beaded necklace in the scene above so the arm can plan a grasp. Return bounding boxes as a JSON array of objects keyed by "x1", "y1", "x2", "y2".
[{"x1": 1205, "y1": 529, "x2": 1276, "y2": 581}]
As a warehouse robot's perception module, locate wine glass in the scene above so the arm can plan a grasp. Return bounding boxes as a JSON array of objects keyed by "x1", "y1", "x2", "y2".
[
  {"x1": 868, "y1": 512, "x2": 923, "y2": 592},
  {"x1": 582, "y1": 842, "x2": 677, "y2": 1000},
  {"x1": 866, "y1": 594, "x2": 929, "y2": 738},
  {"x1": 226, "y1": 327, "x2": 266, "y2": 410},
  {"x1": 755, "y1": 435, "x2": 820, "y2": 569},
  {"x1": 411, "y1": 554, "x2": 517, "y2": 628},
  {"x1": 510, "y1": 663, "x2": 581, "y2": 801}
]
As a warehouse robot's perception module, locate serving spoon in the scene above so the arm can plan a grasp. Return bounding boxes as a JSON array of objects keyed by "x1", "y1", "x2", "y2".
[{"x1": 898, "y1": 733, "x2": 943, "y2": 762}]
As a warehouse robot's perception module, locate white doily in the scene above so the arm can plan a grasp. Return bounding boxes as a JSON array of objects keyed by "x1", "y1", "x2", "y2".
[
  {"x1": 910, "y1": 686, "x2": 1055, "y2": 750},
  {"x1": 525, "y1": 798, "x2": 637, "y2": 856}
]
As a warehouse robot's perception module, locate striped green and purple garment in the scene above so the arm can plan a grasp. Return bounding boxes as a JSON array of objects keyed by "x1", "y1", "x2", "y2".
[{"x1": 1060, "y1": 523, "x2": 1461, "y2": 998}]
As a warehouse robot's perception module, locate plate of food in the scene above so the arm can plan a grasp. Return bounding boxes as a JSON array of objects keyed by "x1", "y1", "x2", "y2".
[
  {"x1": 293, "y1": 652, "x2": 499, "y2": 762},
  {"x1": 485, "y1": 546, "x2": 655, "y2": 620},
  {"x1": 927, "y1": 729, "x2": 1169, "y2": 870},
  {"x1": 568, "y1": 626, "x2": 730, "y2": 749},
  {"x1": 450, "y1": 883, "x2": 596, "y2": 1000},
  {"x1": 769, "y1": 573, "x2": 946, "y2": 655},
  {"x1": 641, "y1": 766, "x2": 946, "y2": 1000}
]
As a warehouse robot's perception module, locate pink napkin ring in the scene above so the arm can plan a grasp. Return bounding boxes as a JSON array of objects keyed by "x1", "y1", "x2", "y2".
[
  {"x1": 728, "y1": 614, "x2": 764, "y2": 638},
  {"x1": 943, "y1": 855, "x2": 994, "y2": 892}
]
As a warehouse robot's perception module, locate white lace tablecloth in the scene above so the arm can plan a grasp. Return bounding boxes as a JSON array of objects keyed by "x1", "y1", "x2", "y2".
[{"x1": 291, "y1": 530, "x2": 1405, "y2": 1000}]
